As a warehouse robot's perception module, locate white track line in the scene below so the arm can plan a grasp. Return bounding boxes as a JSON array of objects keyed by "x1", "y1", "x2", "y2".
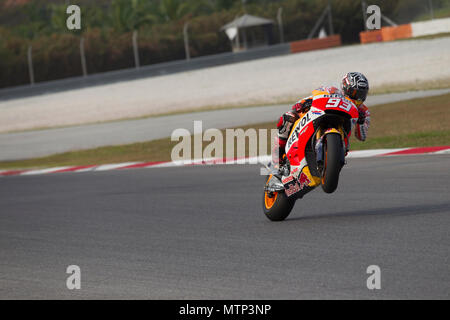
[{"x1": 1, "y1": 147, "x2": 449, "y2": 178}]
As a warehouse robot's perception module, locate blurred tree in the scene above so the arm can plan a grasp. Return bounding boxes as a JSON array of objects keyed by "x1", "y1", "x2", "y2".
[
  {"x1": 19, "y1": 1, "x2": 51, "y2": 39},
  {"x1": 159, "y1": 0, "x2": 214, "y2": 21},
  {"x1": 2, "y1": 0, "x2": 449, "y2": 89},
  {"x1": 82, "y1": 3, "x2": 109, "y2": 30},
  {"x1": 212, "y1": 0, "x2": 239, "y2": 10},
  {"x1": 50, "y1": 4, "x2": 68, "y2": 32},
  {"x1": 110, "y1": 0, "x2": 159, "y2": 32}
]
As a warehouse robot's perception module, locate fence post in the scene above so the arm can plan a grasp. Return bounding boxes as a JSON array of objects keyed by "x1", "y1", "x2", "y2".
[
  {"x1": 428, "y1": 0, "x2": 434, "y2": 20},
  {"x1": 183, "y1": 22, "x2": 190, "y2": 60},
  {"x1": 27, "y1": 45, "x2": 35, "y2": 85},
  {"x1": 327, "y1": 0, "x2": 334, "y2": 35},
  {"x1": 308, "y1": 5, "x2": 329, "y2": 39},
  {"x1": 132, "y1": 30, "x2": 140, "y2": 68},
  {"x1": 277, "y1": 7, "x2": 284, "y2": 43},
  {"x1": 361, "y1": 0, "x2": 368, "y2": 31},
  {"x1": 80, "y1": 37, "x2": 87, "y2": 77},
  {"x1": 235, "y1": 26, "x2": 240, "y2": 51}
]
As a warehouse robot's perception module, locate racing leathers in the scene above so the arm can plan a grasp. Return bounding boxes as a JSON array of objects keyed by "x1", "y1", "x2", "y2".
[{"x1": 272, "y1": 86, "x2": 370, "y2": 166}]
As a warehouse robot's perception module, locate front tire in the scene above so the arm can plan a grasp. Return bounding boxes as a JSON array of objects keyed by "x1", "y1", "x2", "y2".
[
  {"x1": 263, "y1": 176, "x2": 295, "y2": 221},
  {"x1": 321, "y1": 133, "x2": 343, "y2": 194}
]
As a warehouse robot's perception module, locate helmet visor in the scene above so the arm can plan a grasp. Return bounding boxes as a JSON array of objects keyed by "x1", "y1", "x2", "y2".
[{"x1": 350, "y1": 88, "x2": 368, "y2": 102}]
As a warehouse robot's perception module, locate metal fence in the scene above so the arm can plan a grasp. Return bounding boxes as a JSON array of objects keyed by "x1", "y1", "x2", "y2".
[{"x1": 0, "y1": 42, "x2": 291, "y2": 101}]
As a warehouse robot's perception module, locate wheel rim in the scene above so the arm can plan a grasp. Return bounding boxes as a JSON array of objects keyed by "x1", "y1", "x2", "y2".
[
  {"x1": 265, "y1": 191, "x2": 277, "y2": 209},
  {"x1": 264, "y1": 174, "x2": 277, "y2": 209}
]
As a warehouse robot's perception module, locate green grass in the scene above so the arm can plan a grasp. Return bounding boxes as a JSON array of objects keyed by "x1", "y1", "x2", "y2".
[
  {"x1": 351, "y1": 131, "x2": 450, "y2": 150},
  {"x1": 0, "y1": 138, "x2": 172, "y2": 170},
  {"x1": 1, "y1": 93, "x2": 449, "y2": 170},
  {"x1": 369, "y1": 78, "x2": 450, "y2": 95},
  {"x1": 414, "y1": 6, "x2": 450, "y2": 22}
]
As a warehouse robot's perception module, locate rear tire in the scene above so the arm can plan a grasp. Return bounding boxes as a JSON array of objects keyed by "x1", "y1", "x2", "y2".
[
  {"x1": 262, "y1": 176, "x2": 295, "y2": 221},
  {"x1": 321, "y1": 133, "x2": 343, "y2": 194}
]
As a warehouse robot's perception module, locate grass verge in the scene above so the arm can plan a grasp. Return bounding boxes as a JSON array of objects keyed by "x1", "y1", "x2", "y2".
[
  {"x1": 1, "y1": 93, "x2": 449, "y2": 170},
  {"x1": 369, "y1": 78, "x2": 450, "y2": 95}
]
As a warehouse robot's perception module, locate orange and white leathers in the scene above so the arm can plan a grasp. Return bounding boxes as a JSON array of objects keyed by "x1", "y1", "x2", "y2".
[{"x1": 273, "y1": 86, "x2": 370, "y2": 165}]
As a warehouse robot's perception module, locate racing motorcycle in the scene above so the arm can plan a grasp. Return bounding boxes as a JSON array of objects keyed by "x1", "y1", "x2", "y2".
[{"x1": 262, "y1": 93, "x2": 360, "y2": 221}]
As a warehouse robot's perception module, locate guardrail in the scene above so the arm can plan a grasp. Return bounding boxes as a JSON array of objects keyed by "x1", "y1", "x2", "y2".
[
  {"x1": 0, "y1": 43, "x2": 291, "y2": 101},
  {"x1": 290, "y1": 35, "x2": 342, "y2": 53}
]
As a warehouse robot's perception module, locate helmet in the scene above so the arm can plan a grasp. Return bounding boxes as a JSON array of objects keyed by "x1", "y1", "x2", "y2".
[{"x1": 341, "y1": 72, "x2": 369, "y2": 105}]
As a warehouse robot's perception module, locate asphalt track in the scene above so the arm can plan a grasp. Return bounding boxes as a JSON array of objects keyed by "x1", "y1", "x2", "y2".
[
  {"x1": 1, "y1": 88, "x2": 449, "y2": 161},
  {"x1": 0, "y1": 155, "x2": 449, "y2": 299}
]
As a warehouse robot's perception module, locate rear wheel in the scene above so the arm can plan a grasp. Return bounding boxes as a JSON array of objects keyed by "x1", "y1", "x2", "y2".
[
  {"x1": 262, "y1": 176, "x2": 295, "y2": 221},
  {"x1": 321, "y1": 133, "x2": 343, "y2": 194}
]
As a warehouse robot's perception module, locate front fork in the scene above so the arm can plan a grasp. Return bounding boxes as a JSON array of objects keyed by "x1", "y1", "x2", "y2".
[{"x1": 314, "y1": 127, "x2": 347, "y2": 170}]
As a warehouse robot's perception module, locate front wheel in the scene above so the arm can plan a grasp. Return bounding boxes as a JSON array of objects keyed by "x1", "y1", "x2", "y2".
[
  {"x1": 262, "y1": 176, "x2": 295, "y2": 221},
  {"x1": 321, "y1": 133, "x2": 344, "y2": 194}
]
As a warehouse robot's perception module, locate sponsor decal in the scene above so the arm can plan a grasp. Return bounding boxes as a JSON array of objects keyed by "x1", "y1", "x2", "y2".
[
  {"x1": 283, "y1": 170, "x2": 312, "y2": 197},
  {"x1": 281, "y1": 176, "x2": 293, "y2": 184},
  {"x1": 290, "y1": 167, "x2": 299, "y2": 176},
  {"x1": 285, "y1": 181, "x2": 301, "y2": 197},
  {"x1": 298, "y1": 172, "x2": 311, "y2": 188},
  {"x1": 287, "y1": 112, "x2": 311, "y2": 148},
  {"x1": 313, "y1": 93, "x2": 343, "y2": 100}
]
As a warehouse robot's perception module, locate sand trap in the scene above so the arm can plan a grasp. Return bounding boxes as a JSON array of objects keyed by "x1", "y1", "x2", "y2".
[{"x1": 1, "y1": 37, "x2": 449, "y2": 133}]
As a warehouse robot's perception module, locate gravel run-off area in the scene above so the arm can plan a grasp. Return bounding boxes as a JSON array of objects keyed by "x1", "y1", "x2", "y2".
[{"x1": 1, "y1": 37, "x2": 449, "y2": 133}]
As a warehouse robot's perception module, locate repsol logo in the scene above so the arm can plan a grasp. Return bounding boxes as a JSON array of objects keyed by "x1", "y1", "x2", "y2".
[{"x1": 288, "y1": 112, "x2": 311, "y2": 146}]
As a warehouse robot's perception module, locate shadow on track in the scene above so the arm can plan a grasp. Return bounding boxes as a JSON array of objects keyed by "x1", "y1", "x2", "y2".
[{"x1": 287, "y1": 202, "x2": 450, "y2": 221}]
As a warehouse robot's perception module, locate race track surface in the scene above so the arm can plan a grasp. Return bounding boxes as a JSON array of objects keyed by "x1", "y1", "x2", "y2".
[{"x1": 0, "y1": 155, "x2": 449, "y2": 299}]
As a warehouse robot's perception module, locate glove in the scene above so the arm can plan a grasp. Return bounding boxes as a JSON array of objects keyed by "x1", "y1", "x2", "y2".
[
  {"x1": 301, "y1": 99, "x2": 312, "y2": 112},
  {"x1": 292, "y1": 98, "x2": 312, "y2": 113},
  {"x1": 357, "y1": 109, "x2": 366, "y2": 124}
]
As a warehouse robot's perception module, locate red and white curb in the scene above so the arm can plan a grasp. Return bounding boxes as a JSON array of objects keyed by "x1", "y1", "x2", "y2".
[{"x1": 1, "y1": 146, "x2": 449, "y2": 177}]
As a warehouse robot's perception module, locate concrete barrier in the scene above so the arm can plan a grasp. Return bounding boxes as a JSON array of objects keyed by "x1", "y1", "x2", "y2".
[
  {"x1": 412, "y1": 17, "x2": 450, "y2": 37},
  {"x1": 360, "y1": 17, "x2": 450, "y2": 44},
  {"x1": 290, "y1": 35, "x2": 341, "y2": 53},
  {"x1": 359, "y1": 30, "x2": 383, "y2": 44},
  {"x1": 381, "y1": 24, "x2": 412, "y2": 42},
  {"x1": 360, "y1": 24, "x2": 412, "y2": 43}
]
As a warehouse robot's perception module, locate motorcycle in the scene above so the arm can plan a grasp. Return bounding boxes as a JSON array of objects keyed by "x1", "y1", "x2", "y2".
[{"x1": 262, "y1": 93, "x2": 360, "y2": 221}]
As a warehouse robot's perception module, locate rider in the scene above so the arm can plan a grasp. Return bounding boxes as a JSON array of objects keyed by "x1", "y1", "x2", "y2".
[{"x1": 272, "y1": 72, "x2": 371, "y2": 166}]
